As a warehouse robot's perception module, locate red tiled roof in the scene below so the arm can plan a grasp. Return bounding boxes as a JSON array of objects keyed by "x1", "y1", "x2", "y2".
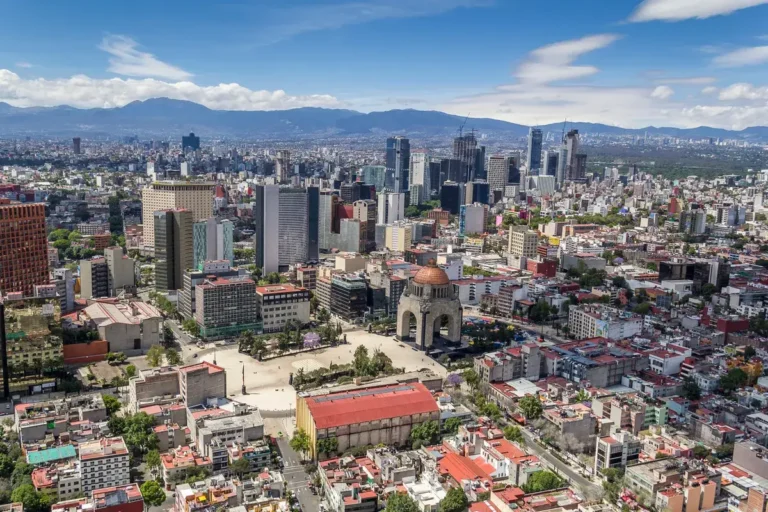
[
  {"x1": 306, "y1": 383, "x2": 438, "y2": 429},
  {"x1": 438, "y1": 452, "x2": 492, "y2": 484}
]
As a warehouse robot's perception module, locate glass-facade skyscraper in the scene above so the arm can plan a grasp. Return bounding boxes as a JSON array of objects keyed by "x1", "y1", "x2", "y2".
[{"x1": 385, "y1": 136, "x2": 410, "y2": 193}]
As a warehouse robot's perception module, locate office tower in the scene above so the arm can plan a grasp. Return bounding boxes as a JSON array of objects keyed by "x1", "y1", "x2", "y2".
[
  {"x1": 410, "y1": 151, "x2": 431, "y2": 203},
  {"x1": 508, "y1": 227, "x2": 538, "y2": 259},
  {"x1": 340, "y1": 182, "x2": 361, "y2": 203},
  {"x1": 141, "y1": 182, "x2": 214, "y2": 249},
  {"x1": 180, "y1": 161, "x2": 190, "y2": 177},
  {"x1": 52, "y1": 268, "x2": 75, "y2": 314},
  {"x1": 386, "y1": 136, "x2": 410, "y2": 193},
  {"x1": 353, "y1": 200, "x2": 377, "y2": 248},
  {"x1": 377, "y1": 191, "x2": 405, "y2": 225},
  {"x1": 195, "y1": 275, "x2": 259, "y2": 339},
  {"x1": 474, "y1": 145, "x2": 486, "y2": 180},
  {"x1": 385, "y1": 224, "x2": 413, "y2": 252},
  {"x1": 556, "y1": 147, "x2": 568, "y2": 185},
  {"x1": 319, "y1": 192, "x2": 340, "y2": 253},
  {"x1": 542, "y1": 150, "x2": 559, "y2": 176},
  {"x1": 439, "y1": 158, "x2": 462, "y2": 186},
  {"x1": 154, "y1": 209, "x2": 193, "y2": 292},
  {"x1": 193, "y1": 219, "x2": 234, "y2": 268},
  {"x1": 573, "y1": 153, "x2": 588, "y2": 180},
  {"x1": 73, "y1": 137, "x2": 81, "y2": 155},
  {"x1": 459, "y1": 204, "x2": 488, "y2": 236},
  {"x1": 526, "y1": 128, "x2": 543, "y2": 172},
  {"x1": 563, "y1": 129, "x2": 587, "y2": 181},
  {"x1": 429, "y1": 160, "x2": 442, "y2": 195},
  {"x1": 0, "y1": 202, "x2": 48, "y2": 296},
  {"x1": 278, "y1": 188, "x2": 310, "y2": 269},
  {"x1": 253, "y1": 185, "x2": 280, "y2": 273},
  {"x1": 508, "y1": 158, "x2": 521, "y2": 185},
  {"x1": 104, "y1": 246, "x2": 136, "y2": 297},
  {"x1": 453, "y1": 133, "x2": 478, "y2": 182},
  {"x1": 468, "y1": 181, "x2": 490, "y2": 206},
  {"x1": 440, "y1": 181, "x2": 464, "y2": 215},
  {"x1": 182, "y1": 132, "x2": 200, "y2": 151},
  {"x1": 362, "y1": 165, "x2": 386, "y2": 191},
  {"x1": 487, "y1": 156, "x2": 507, "y2": 200},
  {"x1": 80, "y1": 257, "x2": 109, "y2": 299},
  {"x1": 307, "y1": 186, "x2": 319, "y2": 262},
  {"x1": 276, "y1": 150, "x2": 291, "y2": 183}
]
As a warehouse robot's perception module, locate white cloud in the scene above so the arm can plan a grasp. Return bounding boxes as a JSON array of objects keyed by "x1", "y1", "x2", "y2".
[
  {"x1": 718, "y1": 83, "x2": 768, "y2": 100},
  {"x1": 259, "y1": 0, "x2": 491, "y2": 44},
  {"x1": 654, "y1": 76, "x2": 715, "y2": 85},
  {"x1": 629, "y1": 0, "x2": 768, "y2": 22},
  {"x1": 15, "y1": 62, "x2": 33, "y2": 69},
  {"x1": 651, "y1": 85, "x2": 674, "y2": 99},
  {"x1": 713, "y1": 45, "x2": 768, "y2": 67},
  {"x1": 680, "y1": 104, "x2": 768, "y2": 128},
  {"x1": 0, "y1": 70, "x2": 340, "y2": 110},
  {"x1": 701, "y1": 86, "x2": 718, "y2": 94},
  {"x1": 99, "y1": 35, "x2": 192, "y2": 80},
  {"x1": 515, "y1": 34, "x2": 620, "y2": 84}
]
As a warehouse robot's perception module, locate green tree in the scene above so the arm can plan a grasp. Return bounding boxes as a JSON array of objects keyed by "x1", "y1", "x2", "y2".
[
  {"x1": 462, "y1": 369, "x2": 480, "y2": 392},
  {"x1": 682, "y1": 377, "x2": 701, "y2": 400},
  {"x1": 528, "y1": 300, "x2": 553, "y2": 324},
  {"x1": 145, "y1": 449, "x2": 161, "y2": 476},
  {"x1": 438, "y1": 487, "x2": 469, "y2": 512},
  {"x1": 386, "y1": 492, "x2": 419, "y2": 512},
  {"x1": 102, "y1": 394, "x2": 122, "y2": 415},
  {"x1": 146, "y1": 345, "x2": 164, "y2": 367},
  {"x1": 162, "y1": 325, "x2": 174, "y2": 347},
  {"x1": 410, "y1": 421, "x2": 440, "y2": 449},
  {"x1": 503, "y1": 425, "x2": 524, "y2": 444},
  {"x1": 353, "y1": 345, "x2": 370, "y2": 376},
  {"x1": 518, "y1": 395, "x2": 543, "y2": 420},
  {"x1": 480, "y1": 402, "x2": 502, "y2": 422},
  {"x1": 316, "y1": 307, "x2": 331, "y2": 325},
  {"x1": 165, "y1": 348, "x2": 182, "y2": 366},
  {"x1": 140, "y1": 480, "x2": 167, "y2": 510},
  {"x1": 250, "y1": 339, "x2": 267, "y2": 359},
  {"x1": 230, "y1": 456, "x2": 252, "y2": 477},
  {"x1": 720, "y1": 367, "x2": 749, "y2": 394},
  {"x1": 316, "y1": 437, "x2": 339, "y2": 457},
  {"x1": 11, "y1": 484, "x2": 50, "y2": 512},
  {"x1": 0, "y1": 454, "x2": 14, "y2": 478},
  {"x1": 692, "y1": 445, "x2": 711, "y2": 459},
  {"x1": 290, "y1": 429, "x2": 311, "y2": 460},
  {"x1": 443, "y1": 417, "x2": 463, "y2": 434},
  {"x1": 125, "y1": 364, "x2": 137, "y2": 378},
  {"x1": 522, "y1": 471, "x2": 563, "y2": 493},
  {"x1": 744, "y1": 346, "x2": 757, "y2": 359},
  {"x1": 182, "y1": 319, "x2": 200, "y2": 337},
  {"x1": 11, "y1": 462, "x2": 33, "y2": 487},
  {"x1": 633, "y1": 302, "x2": 651, "y2": 315},
  {"x1": 573, "y1": 389, "x2": 590, "y2": 403}
]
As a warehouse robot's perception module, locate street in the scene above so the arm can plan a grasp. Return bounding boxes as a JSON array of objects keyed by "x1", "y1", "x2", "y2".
[
  {"x1": 276, "y1": 437, "x2": 321, "y2": 512},
  {"x1": 519, "y1": 428, "x2": 601, "y2": 497}
]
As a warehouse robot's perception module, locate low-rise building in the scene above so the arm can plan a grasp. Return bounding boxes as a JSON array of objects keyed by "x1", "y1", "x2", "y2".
[
  {"x1": 568, "y1": 304, "x2": 643, "y2": 341},
  {"x1": 81, "y1": 299, "x2": 161, "y2": 354},
  {"x1": 319, "y1": 457, "x2": 379, "y2": 512},
  {"x1": 52, "y1": 484, "x2": 144, "y2": 512},
  {"x1": 256, "y1": 283, "x2": 311, "y2": 333},
  {"x1": 594, "y1": 431, "x2": 641, "y2": 473},
  {"x1": 161, "y1": 445, "x2": 213, "y2": 486},
  {"x1": 128, "y1": 366, "x2": 182, "y2": 413}
]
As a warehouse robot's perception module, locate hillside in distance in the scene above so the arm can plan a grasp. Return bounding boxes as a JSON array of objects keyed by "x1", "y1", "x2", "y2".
[{"x1": 0, "y1": 98, "x2": 765, "y2": 141}]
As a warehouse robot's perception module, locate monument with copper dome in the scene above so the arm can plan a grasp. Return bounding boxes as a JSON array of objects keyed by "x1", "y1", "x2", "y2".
[{"x1": 396, "y1": 259, "x2": 462, "y2": 350}]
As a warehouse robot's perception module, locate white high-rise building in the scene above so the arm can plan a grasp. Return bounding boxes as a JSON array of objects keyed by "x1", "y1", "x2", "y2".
[
  {"x1": 409, "y1": 151, "x2": 431, "y2": 202},
  {"x1": 377, "y1": 192, "x2": 405, "y2": 225}
]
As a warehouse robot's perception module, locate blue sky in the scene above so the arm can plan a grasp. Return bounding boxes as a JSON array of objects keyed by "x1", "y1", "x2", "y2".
[{"x1": 0, "y1": 0, "x2": 767, "y2": 128}]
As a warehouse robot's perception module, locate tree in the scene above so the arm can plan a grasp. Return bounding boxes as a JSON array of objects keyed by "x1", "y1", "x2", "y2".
[
  {"x1": 503, "y1": 425, "x2": 524, "y2": 444},
  {"x1": 162, "y1": 325, "x2": 174, "y2": 347},
  {"x1": 528, "y1": 300, "x2": 552, "y2": 324},
  {"x1": 11, "y1": 462, "x2": 33, "y2": 487},
  {"x1": 682, "y1": 377, "x2": 701, "y2": 400},
  {"x1": 480, "y1": 402, "x2": 502, "y2": 422},
  {"x1": 140, "y1": 480, "x2": 167, "y2": 510},
  {"x1": 353, "y1": 345, "x2": 370, "y2": 377},
  {"x1": 316, "y1": 437, "x2": 339, "y2": 457},
  {"x1": 438, "y1": 487, "x2": 469, "y2": 512},
  {"x1": 145, "y1": 449, "x2": 161, "y2": 476},
  {"x1": 165, "y1": 348, "x2": 182, "y2": 366},
  {"x1": 462, "y1": 369, "x2": 480, "y2": 392},
  {"x1": 522, "y1": 471, "x2": 563, "y2": 493},
  {"x1": 386, "y1": 492, "x2": 419, "y2": 512},
  {"x1": 692, "y1": 445, "x2": 711, "y2": 459},
  {"x1": 720, "y1": 367, "x2": 749, "y2": 394},
  {"x1": 573, "y1": 389, "x2": 590, "y2": 403},
  {"x1": 443, "y1": 417, "x2": 462, "y2": 434},
  {"x1": 146, "y1": 345, "x2": 164, "y2": 367},
  {"x1": 290, "y1": 429, "x2": 311, "y2": 460},
  {"x1": 125, "y1": 364, "x2": 137, "y2": 378},
  {"x1": 102, "y1": 394, "x2": 122, "y2": 415},
  {"x1": 230, "y1": 456, "x2": 252, "y2": 477},
  {"x1": 182, "y1": 319, "x2": 200, "y2": 337},
  {"x1": 410, "y1": 421, "x2": 440, "y2": 449},
  {"x1": 518, "y1": 395, "x2": 543, "y2": 420},
  {"x1": 744, "y1": 346, "x2": 757, "y2": 359},
  {"x1": 250, "y1": 339, "x2": 267, "y2": 359},
  {"x1": 11, "y1": 484, "x2": 50, "y2": 512},
  {"x1": 317, "y1": 307, "x2": 331, "y2": 325},
  {"x1": 632, "y1": 302, "x2": 651, "y2": 315}
]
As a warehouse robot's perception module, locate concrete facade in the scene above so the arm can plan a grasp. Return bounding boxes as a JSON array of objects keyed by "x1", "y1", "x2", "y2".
[{"x1": 179, "y1": 362, "x2": 227, "y2": 408}]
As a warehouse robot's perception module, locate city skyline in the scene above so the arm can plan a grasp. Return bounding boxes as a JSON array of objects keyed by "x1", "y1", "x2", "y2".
[{"x1": 0, "y1": 0, "x2": 766, "y2": 129}]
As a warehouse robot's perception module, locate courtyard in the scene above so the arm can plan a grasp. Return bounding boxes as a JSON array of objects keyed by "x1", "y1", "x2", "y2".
[{"x1": 194, "y1": 329, "x2": 448, "y2": 413}]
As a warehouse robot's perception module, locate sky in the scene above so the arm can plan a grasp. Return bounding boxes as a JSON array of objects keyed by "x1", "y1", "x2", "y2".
[{"x1": 0, "y1": 0, "x2": 767, "y2": 129}]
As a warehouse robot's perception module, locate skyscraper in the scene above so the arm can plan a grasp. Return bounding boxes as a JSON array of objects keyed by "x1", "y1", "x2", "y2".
[
  {"x1": 253, "y1": 184, "x2": 280, "y2": 274},
  {"x1": 542, "y1": 150, "x2": 559, "y2": 177},
  {"x1": 193, "y1": 218, "x2": 234, "y2": 268},
  {"x1": 307, "y1": 186, "x2": 319, "y2": 262},
  {"x1": 276, "y1": 150, "x2": 292, "y2": 183},
  {"x1": 0, "y1": 202, "x2": 48, "y2": 296},
  {"x1": 440, "y1": 181, "x2": 464, "y2": 214},
  {"x1": 362, "y1": 165, "x2": 386, "y2": 191},
  {"x1": 487, "y1": 156, "x2": 508, "y2": 200},
  {"x1": 526, "y1": 128, "x2": 543, "y2": 172},
  {"x1": 377, "y1": 192, "x2": 405, "y2": 225},
  {"x1": 556, "y1": 147, "x2": 568, "y2": 186},
  {"x1": 440, "y1": 158, "x2": 462, "y2": 185},
  {"x1": 182, "y1": 132, "x2": 200, "y2": 151},
  {"x1": 453, "y1": 133, "x2": 478, "y2": 182},
  {"x1": 72, "y1": 137, "x2": 81, "y2": 155},
  {"x1": 563, "y1": 129, "x2": 587, "y2": 181},
  {"x1": 154, "y1": 209, "x2": 193, "y2": 292},
  {"x1": 410, "y1": 151, "x2": 431, "y2": 202},
  {"x1": 385, "y1": 136, "x2": 410, "y2": 193},
  {"x1": 141, "y1": 182, "x2": 214, "y2": 249},
  {"x1": 474, "y1": 145, "x2": 486, "y2": 181},
  {"x1": 278, "y1": 188, "x2": 310, "y2": 269}
]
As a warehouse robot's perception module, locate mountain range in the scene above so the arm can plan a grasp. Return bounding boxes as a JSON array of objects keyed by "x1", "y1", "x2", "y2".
[{"x1": 1, "y1": 98, "x2": 767, "y2": 141}]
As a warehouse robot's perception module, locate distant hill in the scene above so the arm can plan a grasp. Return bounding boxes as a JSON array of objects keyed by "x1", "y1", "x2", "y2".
[{"x1": 0, "y1": 98, "x2": 765, "y2": 141}]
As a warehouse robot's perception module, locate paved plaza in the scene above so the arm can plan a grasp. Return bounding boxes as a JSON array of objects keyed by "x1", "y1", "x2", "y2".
[{"x1": 197, "y1": 329, "x2": 447, "y2": 413}]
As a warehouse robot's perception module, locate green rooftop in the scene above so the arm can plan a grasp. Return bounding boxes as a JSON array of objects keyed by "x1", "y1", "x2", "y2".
[{"x1": 26, "y1": 444, "x2": 76, "y2": 465}]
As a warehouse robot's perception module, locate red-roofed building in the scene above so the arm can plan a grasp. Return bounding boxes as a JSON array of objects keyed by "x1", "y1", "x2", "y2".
[
  {"x1": 320, "y1": 457, "x2": 379, "y2": 512},
  {"x1": 161, "y1": 446, "x2": 212, "y2": 487},
  {"x1": 297, "y1": 383, "x2": 439, "y2": 459}
]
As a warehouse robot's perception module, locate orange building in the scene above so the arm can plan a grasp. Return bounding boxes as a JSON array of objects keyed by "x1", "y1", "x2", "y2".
[{"x1": 0, "y1": 201, "x2": 48, "y2": 295}]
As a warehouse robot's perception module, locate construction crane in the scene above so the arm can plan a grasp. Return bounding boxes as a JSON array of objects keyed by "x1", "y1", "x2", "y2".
[
  {"x1": 561, "y1": 118, "x2": 568, "y2": 144},
  {"x1": 458, "y1": 113, "x2": 470, "y2": 138}
]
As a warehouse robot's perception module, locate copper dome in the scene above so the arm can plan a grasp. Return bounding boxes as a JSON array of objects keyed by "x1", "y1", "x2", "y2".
[{"x1": 413, "y1": 259, "x2": 450, "y2": 286}]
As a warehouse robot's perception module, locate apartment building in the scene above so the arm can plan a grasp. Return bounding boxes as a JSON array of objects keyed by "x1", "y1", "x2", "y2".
[
  {"x1": 568, "y1": 304, "x2": 643, "y2": 340},
  {"x1": 79, "y1": 437, "x2": 130, "y2": 493},
  {"x1": 255, "y1": 284, "x2": 310, "y2": 333},
  {"x1": 80, "y1": 257, "x2": 109, "y2": 299},
  {"x1": 595, "y1": 431, "x2": 641, "y2": 473},
  {"x1": 508, "y1": 227, "x2": 538, "y2": 259},
  {"x1": 0, "y1": 201, "x2": 48, "y2": 295},
  {"x1": 103, "y1": 247, "x2": 136, "y2": 296},
  {"x1": 194, "y1": 275, "x2": 259, "y2": 339},
  {"x1": 178, "y1": 260, "x2": 243, "y2": 320}
]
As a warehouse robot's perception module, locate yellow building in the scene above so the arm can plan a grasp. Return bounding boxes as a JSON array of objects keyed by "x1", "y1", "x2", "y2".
[
  {"x1": 141, "y1": 181, "x2": 214, "y2": 249},
  {"x1": 385, "y1": 224, "x2": 412, "y2": 252}
]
